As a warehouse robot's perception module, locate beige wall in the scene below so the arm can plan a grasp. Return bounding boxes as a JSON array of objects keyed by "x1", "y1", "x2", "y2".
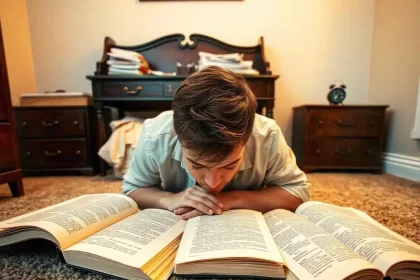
[
  {"x1": 26, "y1": 0, "x2": 375, "y2": 143},
  {"x1": 0, "y1": 0, "x2": 36, "y2": 106},
  {"x1": 369, "y1": 0, "x2": 420, "y2": 156}
]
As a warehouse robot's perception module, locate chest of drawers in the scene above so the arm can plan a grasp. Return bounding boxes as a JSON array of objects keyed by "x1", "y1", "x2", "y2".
[
  {"x1": 291, "y1": 105, "x2": 389, "y2": 173},
  {"x1": 14, "y1": 106, "x2": 98, "y2": 175}
]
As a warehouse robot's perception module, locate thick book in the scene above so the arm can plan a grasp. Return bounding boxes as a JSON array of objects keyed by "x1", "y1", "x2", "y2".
[
  {"x1": 0, "y1": 194, "x2": 185, "y2": 280},
  {"x1": 1, "y1": 195, "x2": 419, "y2": 280},
  {"x1": 173, "y1": 202, "x2": 420, "y2": 280},
  {"x1": 262, "y1": 201, "x2": 420, "y2": 280},
  {"x1": 174, "y1": 209, "x2": 286, "y2": 279}
]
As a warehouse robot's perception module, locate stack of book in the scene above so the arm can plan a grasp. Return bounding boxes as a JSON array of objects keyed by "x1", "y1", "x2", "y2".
[
  {"x1": 197, "y1": 51, "x2": 260, "y2": 75},
  {"x1": 107, "y1": 48, "x2": 150, "y2": 75}
]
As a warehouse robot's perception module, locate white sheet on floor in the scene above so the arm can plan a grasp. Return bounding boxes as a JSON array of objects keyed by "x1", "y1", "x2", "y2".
[{"x1": 98, "y1": 117, "x2": 143, "y2": 178}]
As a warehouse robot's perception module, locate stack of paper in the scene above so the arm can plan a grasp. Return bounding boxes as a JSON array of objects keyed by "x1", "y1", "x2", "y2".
[
  {"x1": 197, "y1": 51, "x2": 259, "y2": 75},
  {"x1": 107, "y1": 48, "x2": 150, "y2": 75}
]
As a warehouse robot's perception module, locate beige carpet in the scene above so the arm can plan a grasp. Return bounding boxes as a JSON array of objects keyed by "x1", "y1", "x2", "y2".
[{"x1": 0, "y1": 173, "x2": 419, "y2": 279}]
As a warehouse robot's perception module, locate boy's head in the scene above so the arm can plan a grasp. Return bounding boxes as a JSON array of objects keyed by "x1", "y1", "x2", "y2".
[{"x1": 173, "y1": 66, "x2": 257, "y2": 193}]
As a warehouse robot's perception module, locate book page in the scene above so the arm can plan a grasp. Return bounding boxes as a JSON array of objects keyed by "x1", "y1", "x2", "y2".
[
  {"x1": 296, "y1": 201, "x2": 420, "y2": 274},
  {"x1": 64, "y1": 209, "x2": 186, "y2": 268},
  {"x1": 175, "y1": 210, "x2": 284, "y2": 264},
  {"x1": 0, "y1": 194, "x2": 138, "y2": 249},
  {"x1": 264, "y1": 209, "x2": 383, "y2": 280}
]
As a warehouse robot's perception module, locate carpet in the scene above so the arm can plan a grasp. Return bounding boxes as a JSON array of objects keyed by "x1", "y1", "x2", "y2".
[{"x1": 0, "y1": 173, "x2": 419, "y2": 279}]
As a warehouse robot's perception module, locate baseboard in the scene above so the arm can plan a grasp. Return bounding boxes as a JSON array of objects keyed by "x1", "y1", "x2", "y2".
[{"x1": 381, "y1": 152, "x2": 420, "y2": 182}]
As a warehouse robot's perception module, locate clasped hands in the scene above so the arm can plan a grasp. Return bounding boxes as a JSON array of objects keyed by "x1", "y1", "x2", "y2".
[{"x1": 163, "y1": 185, "x2": 231, "y2": 220}]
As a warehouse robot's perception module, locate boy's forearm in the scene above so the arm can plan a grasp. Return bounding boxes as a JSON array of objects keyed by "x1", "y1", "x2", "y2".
[
  {"x1": 223, "y1": 186, "x2": 303, "y2": 213},
  {"x1": 127, "y1": 187, "x2": 173, "y2": 210}
]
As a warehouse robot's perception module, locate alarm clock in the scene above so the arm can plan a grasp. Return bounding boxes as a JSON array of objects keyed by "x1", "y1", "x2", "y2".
[{"x1": 327, "y1": 82, "x2": 346, "y2": 105}]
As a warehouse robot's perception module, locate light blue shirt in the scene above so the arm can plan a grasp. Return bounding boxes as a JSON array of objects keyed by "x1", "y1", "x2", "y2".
[{"x1": 122, "y1": 111, "x2": 310, "y2": 202}]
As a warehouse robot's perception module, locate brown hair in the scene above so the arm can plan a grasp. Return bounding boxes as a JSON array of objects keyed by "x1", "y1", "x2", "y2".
[{"x1": 172, "y1": 66, "x2": 257, "y2": 165}]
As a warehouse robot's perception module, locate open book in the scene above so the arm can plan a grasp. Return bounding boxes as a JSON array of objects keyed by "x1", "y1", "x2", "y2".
[
  {"x1": 173, "y1": 201, "x2": 420, "y2": 280},
  {"x1": 174, "y1": 209, "x2": 286, "y2": 278},
  {"x1": 0, "y1": 194, "x2": 186, "y2": 280},
  {"x1": 1, "y1": 195, "x2": 419, "y2": 280},
  {"x1": 264, "y1": 201, "x2": 420, "y2": 280}
]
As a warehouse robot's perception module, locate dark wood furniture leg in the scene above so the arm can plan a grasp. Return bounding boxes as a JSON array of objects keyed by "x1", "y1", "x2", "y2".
[
  {"x1": 118, "y1": 108, "x2": 125, "y2": 119},
  {"x1": 257, "y1": 103, "x2": 263, "y2": 115},
  {"x1": 0, "y1": 169, "x2": 24, "y2": 197},
  {"x1": 372, "y1": 168, "x2": 383, "y2": 174},
  {"x1": 9, "y1": 177, "x2": 24, "y2": 197},
  {"x1": 94, "y1": 101, "x2": 107, "y2": 176},
  {"x1": 266, "y1": 100, "x2": 274, "y2": 119}
]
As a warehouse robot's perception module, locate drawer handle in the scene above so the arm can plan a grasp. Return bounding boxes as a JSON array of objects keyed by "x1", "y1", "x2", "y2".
[
  {"x1": 22, "y1": 121, "x2": 27, "y2": 127},
  {"x1": 76, "y1": 150, "x2": 81, "y2": 156},
  {"x1": 335, "y1": 148, "x2": 352, "y2": 156},
  {"x1": 42, "y1": 121, "x2": 59, "y2": 127},
  {"x1": 45, "y1": 150, "x2": 62, "y2": 157},
  {"x1": 73, "y1": 121, "x2": 79, "y2": 126},
  {"x1": 26, "y1": 152, "x2": 31, "y2": 156},
  {"x1": 369, "y1": 120, "x2": 377, "y2": 126},
  {"x1": 123, "y1": 86, "x2": 143, "y2": 95},
  {"x1": 317, "y1": 120, "x2": 323, "y2": 125},
  {"x1": 337, "y1": 120, "x2": 354, "y2": 127},
  {"x1": 367, "y1": 150, "x2": 375, "y2": 156}
]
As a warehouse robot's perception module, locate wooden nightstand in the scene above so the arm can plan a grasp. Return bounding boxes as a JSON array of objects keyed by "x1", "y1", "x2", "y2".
[
  {"x1": 14, "y1": 106, "x2": 98, "y2": 175},
  {"x1": 292, "y1": 105, "x2": 389, "y2": 173}
]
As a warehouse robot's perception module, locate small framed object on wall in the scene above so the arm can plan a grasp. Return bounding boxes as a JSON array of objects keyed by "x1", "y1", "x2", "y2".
[{"x1": 140, "y1": 0, "x2": 242, "y2": 1}]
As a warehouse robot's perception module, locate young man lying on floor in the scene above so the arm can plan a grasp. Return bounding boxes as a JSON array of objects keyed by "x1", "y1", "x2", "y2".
[{"x1": 122, "y1": 66, "x2": 310, "y2": 219}]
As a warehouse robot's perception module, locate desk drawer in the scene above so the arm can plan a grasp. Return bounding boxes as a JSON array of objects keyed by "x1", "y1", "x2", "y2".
[
  {"x1": 164, "y1": 81, "x2": 181, "y2": 97},
  {"x1": 20, "y1": 139, "x2": 88, "y2": 168},
  {"x1": 16, "y1": 109, "x2": 86, "y2": 138},
  {"x1": 100, "y1": 81, "x2": 164, "y2": 98},
  {"x1": 306, "y1": 138, "x2": 380, "y2": 167},
  {"x1": 308, "y1": 108, "x2": 384, "y2": 138}
]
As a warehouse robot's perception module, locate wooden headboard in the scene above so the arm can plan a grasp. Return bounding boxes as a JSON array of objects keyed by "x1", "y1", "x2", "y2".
[{"x1": 94, "y1": 33, "x2": 272, "y2": 75}]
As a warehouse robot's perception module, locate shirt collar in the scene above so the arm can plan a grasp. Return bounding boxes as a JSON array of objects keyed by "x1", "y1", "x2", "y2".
[
  {"x1": 172, "y1": 140, "x2": 252, "y2": 172},
  {"x1": 238, "y1": 148, "x2": 252, "y2": 171},
  {"x1": 172, "y1": 140, "x2": 187, "y2": 169}
]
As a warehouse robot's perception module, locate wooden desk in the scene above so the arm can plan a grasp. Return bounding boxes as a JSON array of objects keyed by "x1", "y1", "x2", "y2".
[{"x1": 87, "y1": 34, "x2": 279, "y2": 175}]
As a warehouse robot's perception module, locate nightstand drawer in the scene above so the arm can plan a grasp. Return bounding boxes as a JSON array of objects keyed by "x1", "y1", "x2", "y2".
[
  {"x1": 16, "y1": 109, "x2": 86, "y2": 138},
  {"x1": 306, "y1": 138, "x2": 380, "y2": 167},
  {"x1": 308, "y1": 108, "x2": 384, "y2": 138},
  {"x1": 20, "y1": 139, "x2": 88, "y2": 168},
  {"x1": 100, "y1": 81, "x2": 164, "y2": 98}
]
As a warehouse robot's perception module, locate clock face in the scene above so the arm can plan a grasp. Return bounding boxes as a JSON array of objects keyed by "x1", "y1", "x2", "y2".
[{"x1": 328, "y1": 88, "x2": 346, "y2": 104}]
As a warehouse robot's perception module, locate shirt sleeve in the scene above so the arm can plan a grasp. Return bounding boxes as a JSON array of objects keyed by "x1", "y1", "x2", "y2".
[
  {"x1": 263, "y1": 124, "x2": 311, "y2": 202},
  {"x1": 121, "y1": 120, "x2": 162, "y2": 196}
]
